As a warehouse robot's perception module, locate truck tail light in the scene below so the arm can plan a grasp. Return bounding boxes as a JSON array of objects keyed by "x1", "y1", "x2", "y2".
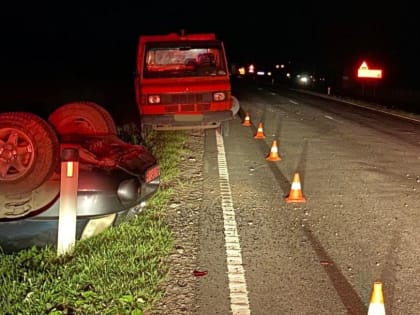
[{"x1": 213, "y1": 92, "x2": 226, "y2": 101}]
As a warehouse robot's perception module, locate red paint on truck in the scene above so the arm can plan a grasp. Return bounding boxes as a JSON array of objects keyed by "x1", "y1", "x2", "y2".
[{"x1": 134, "y1": 31, "x2": 237, "y2": 133}]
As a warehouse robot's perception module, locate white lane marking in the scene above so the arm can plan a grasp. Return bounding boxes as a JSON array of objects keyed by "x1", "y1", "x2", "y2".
[
  {"x1": 216, "y1": 129, "x2": 251, "y2": 315},
  {"x1": 324, "y1": 115, "x2": 334, "y2": 120},
  {"x1": 289, "y1": 99, "x2": 298, "y2": 104}
]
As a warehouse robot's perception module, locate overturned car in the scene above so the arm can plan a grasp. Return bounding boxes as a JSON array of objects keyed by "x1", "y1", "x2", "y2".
[{"x1": 0, "y1": 101, "x2": 160, "y2": 253}]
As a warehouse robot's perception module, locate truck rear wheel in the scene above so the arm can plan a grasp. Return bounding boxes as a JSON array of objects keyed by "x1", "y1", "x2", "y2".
[
  {"x1": 0, "y1": 112, "x2": 59, "y2": 193},
  {"x1": 48, "y1": 101, "x2": 117, "y2": 136}
]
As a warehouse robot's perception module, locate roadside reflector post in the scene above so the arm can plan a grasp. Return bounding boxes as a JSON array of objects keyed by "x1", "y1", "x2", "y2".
[{"x1": 57, "y1": 147, "x2": 80, "y2": 256}]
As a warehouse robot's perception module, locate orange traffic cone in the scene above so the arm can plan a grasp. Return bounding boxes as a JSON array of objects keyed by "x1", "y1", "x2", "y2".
[
  {"x1": 367, "y1": 281, "x2": 385, "y2": 315},
  {"x1": 266, "y1": 140, "x2": 281, "y2": 161},
  {"x1": 285, "y1": 172, "x2": 306, "y2": 203},
  {"x1": 254, "y1": 122, "x2": 266, "y2": 139},
  {"x1": 242, "y1": 112, "x2": 251, "y2": 126}
]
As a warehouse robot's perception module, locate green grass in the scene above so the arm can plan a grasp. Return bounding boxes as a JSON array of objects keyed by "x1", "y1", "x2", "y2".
[{"x1": 0, "y1": 125, "x2": 190, "y2": 315}]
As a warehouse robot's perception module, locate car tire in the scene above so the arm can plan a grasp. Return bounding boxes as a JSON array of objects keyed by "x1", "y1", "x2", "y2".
[
  {"x1": 0, "y1": 112, "x2": 60, "y2": 193},
  {"x1": 220, "y1": 120, "x2": 230, "y2": 137},
  {"x1": 48, "y1": 101, "x2": 117, "y2": 136}
]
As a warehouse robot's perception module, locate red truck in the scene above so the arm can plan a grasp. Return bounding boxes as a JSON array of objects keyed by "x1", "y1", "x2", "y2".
[{"x1": 134, "y1": 30, "x2": 239, "y2": 137}]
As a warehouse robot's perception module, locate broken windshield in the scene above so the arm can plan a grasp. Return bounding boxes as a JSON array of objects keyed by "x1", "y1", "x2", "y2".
[{"x1": 143, "y1": 42, "x2": 228, "y2": 78}]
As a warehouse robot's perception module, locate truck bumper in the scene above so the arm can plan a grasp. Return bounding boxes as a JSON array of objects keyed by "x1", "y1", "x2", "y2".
[
  {"x1": 141, "y1": 110, "x2": 232, "y2": 130},
  {"x1": 141, "y1": 96, "x2": 240, "y2": 131}
]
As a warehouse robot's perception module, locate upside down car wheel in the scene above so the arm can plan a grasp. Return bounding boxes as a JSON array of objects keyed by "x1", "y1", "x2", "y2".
[
  {"x1": 0, "y1": 112, "x2": 59, "y2": 193},
  {"x1": 48, "y1": 101, "x2": 118, "y2": 136}
]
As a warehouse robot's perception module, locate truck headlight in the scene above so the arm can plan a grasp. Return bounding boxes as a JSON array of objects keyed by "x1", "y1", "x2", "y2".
[
  {"x1": 213, "y1": 92, "x2": 226, "y2": 101},
  {"x1": 148, "y1": 95, "x2": 161, "y2": 104}
]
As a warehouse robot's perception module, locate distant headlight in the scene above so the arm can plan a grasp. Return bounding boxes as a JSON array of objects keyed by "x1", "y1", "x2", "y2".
[
  {"x1": 300, "y1": 77, "x2": 308, "y2": 83},
  {"x1": 148, "y1": 95, "x2": 161, "y2": 104},
  {"x1": 81, "y1": 213, "x2": 116, "y2": 240},
  {"x1": 213, "y1": 92, "x2": 226, "y2": 101}
]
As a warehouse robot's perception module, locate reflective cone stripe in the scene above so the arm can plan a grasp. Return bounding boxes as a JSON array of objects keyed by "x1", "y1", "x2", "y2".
[
  {"x1": 266, "y1": 140, "x2": 281, "y2": 161},
  {"x1": 367, "y1": 282, "x2": 385, "y2": 315},
  {"x1": 285, "y1": 172, "x2": 306, "y2": 203},
  {"x1": 242, "y1": 112, "x2": 252, "y2": 126},
  {"x1": 254, "y1": 122, "x2": 266, "y2": 139}
]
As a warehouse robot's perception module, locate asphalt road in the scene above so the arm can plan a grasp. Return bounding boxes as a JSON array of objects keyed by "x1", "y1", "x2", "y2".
[
  {"x1": 3, "y1": 76, "x2": 419, "y2": 314},
  {"x1": 193, "y1": 82, "x2": 420, "y2": 314}
]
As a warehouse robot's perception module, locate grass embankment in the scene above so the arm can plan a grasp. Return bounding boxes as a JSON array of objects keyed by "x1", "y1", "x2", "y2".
[{"x1": 0, "y1": 126, "x2": 189, "y2": 315}]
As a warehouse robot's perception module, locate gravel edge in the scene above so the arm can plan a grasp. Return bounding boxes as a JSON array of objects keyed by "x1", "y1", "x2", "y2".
[{"x1": 146, "y1": 130, "x2": 205, "y2": 315}]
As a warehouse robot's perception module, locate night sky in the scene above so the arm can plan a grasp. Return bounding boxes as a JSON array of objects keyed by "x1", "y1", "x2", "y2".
[{"x1": 0, "y1": 2, "x2": 418, "y2": 88}]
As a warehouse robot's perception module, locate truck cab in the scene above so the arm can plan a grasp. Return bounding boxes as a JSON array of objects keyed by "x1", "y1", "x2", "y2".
[{"x1": 134, "y1": 31, "x2": 238, "y2": 136}]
